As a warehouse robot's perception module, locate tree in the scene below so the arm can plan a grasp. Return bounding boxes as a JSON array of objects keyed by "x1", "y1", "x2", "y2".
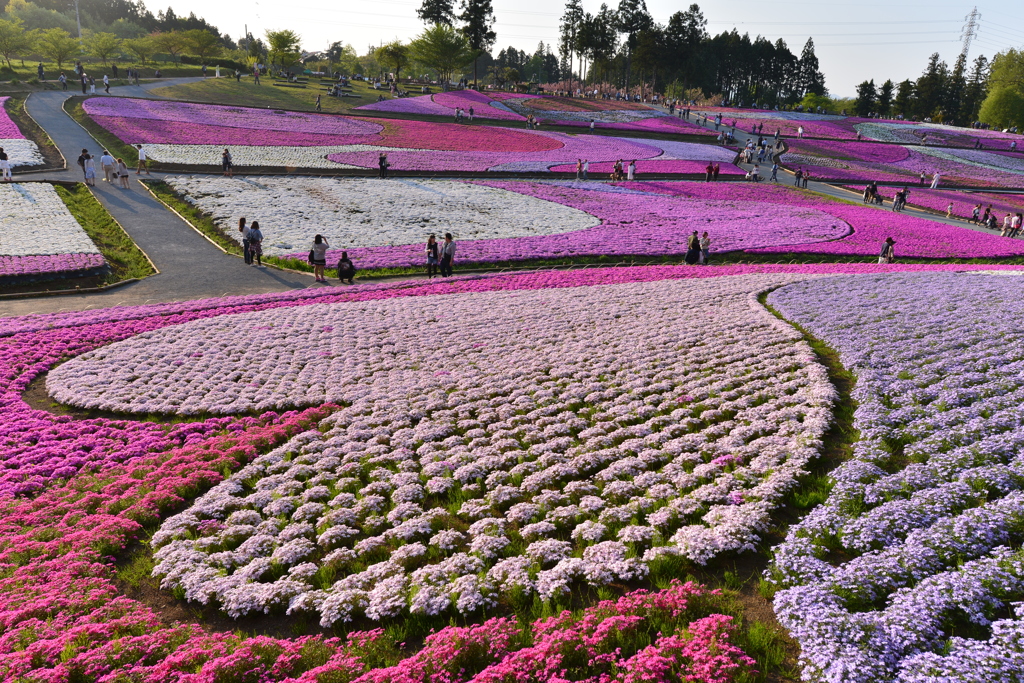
[
  {"x1": 893, "y1": 79, "x2": 915, "y2": 118},
  {"x1": 122, "y1": 36, "x2": 156, "y2": 64},
  {"x1": 664, "y1": 4, "x2": 706, "y2": 89},
  {"x1": 960, "y1": 55, "x2": 989, "y2": 124},
  {"x1": 459, "y1": 0, "x2": 495, "y2": 86},
  {"x1": 616, "y1": 0, "x2": 653, "y2": 90},
  {"x1": 558, "y1": 0, "x2": 584, "y2": 89},
  {"x1": 151, "y1": 30, "x2": 186, "y2": 62},
  {"x1": 0, "y1": 18, "x2": 33, "y2": 69},
  {"x1": 375, "y1": 41, "x2": 409, "y2": 81},
  {"x1": 183, "y1": 29, "x2": 221, "y2": 62},
  {"x1": 988, "y1": 48, "x2": 1024, "y2": 91},
  {"x1": 35, "y1": 28, "x2": 78, "y2": 69},
  {"x1": 796, "y1": 38, "x2": 826, "y2": 97},
  {"x1": 409, "y1": 23, "x2": 474, "y2": 86},
  {"x1": 915, "y1": 52, "x2": 948, "y2": 119},
  {"x1": 979, "y1": 86, "x2": 1024, "y2": 130},
  {"x1": 853, "y1": 79, "x2": 877, "y2": 117},
  {"x1": 265, "y1": 29, "x2": 301, "y2": 70},
  {"x1": 418, "y1": 0, "x2": 455, "y2": 25},
  {"x1": 86, "y1": 32, "x2": 122, "y2": 65},
  {"x1": 877, "y1": 79, "x2": 894, "y2": 117}
]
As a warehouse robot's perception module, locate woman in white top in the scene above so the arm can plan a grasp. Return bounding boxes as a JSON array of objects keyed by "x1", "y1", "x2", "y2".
[
  {"x1": 84, "y1": 154, "x2": 96, "y2": 186},
  {"x1": 310, "y1": 234, "x2": 329, "y2": 282}
]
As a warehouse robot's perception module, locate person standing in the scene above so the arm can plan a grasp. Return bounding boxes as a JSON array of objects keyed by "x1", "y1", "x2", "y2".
[
  {"x1": 627, "y1": 160, "x2": 636, "y2": 181},
  {"x1": 468, "y1": 106, "x2": 474, "y2": 121},
  {"x1": 100, "y1": 150, "x2": 116, "y2": 183},
  {"x1": 425, "y1": 234, "x2": 439, "y2": 278},
  {"x1": 84, "y1": 154, "x2": 96, "y2": 186},
  {"x1": 685, "y1": 231, "x2": 700, "y2": 265},
  {"x1": 202, "y1": 64, "x2": 208, "y2": 78},
  {"x1": 699, "y1": 231, "x2": 711, "y2": 265},
  {"x1": 752, "y1": 163, "x2": 761, "y2": 182},
  {"x1": 248, "y1": 221, "x2": 264, "y2": 267},
  {"x1": 37, "y1": 63, "x2": 44, "y2": 80},
  {"x1": 222, "y1": 148, "x2": 233, "y2": 177},
  {"x1": 103, "y1": 74, "x2": 110, "y2": 93},
  {"x1": 310, "y1": 234, "x2": 329, "y2": 282},
  {"x1": 946, "y1": 202, "x2": 954, "y2": 219},
  {"x1": 315, "y1": 94, "x2": 322, "y2": 112},
  {"x1": 117, "y1": 158, "x2": 130, "y2": 188},
  {"x1": 930, "y1": 172, "x2": 941, "y2": 189},
  {"x1": 80, "y1": 74, "x2": 88, "y2": 94},
  {"x1": 769, "y1": 162, "x2": 779, "y2": 182},
  {"x1": 239, "y1": 217, "x2": 252, "y2": 265},
  {"x1": 705, "y1": 162, "x2": 713, "y2": 182},
  {"x1": 582, "y1": 159, "x2": 589, "y2": 180},
  {"x1": 254, "y1": 68, "x2": 261, "y2": 85},
  {"x1": 135, "y1": 144, "x2": 150, "y2": 175},
  {"x1": 77, "y1": 148, "x2": 89, "y2": 179},
  {"x1": 59, "y1": 72, "x2": 67, "y2": 90},
  {"x1": 713, "y1": 163, "x2": 720, "y2": 181},
  {"x1": 794, "y1": 168, "x2": 803, "y2": 187},
  {"x1": 878, "y1": 237, "x2": 895, "y2": 264},
  {"x1": 0, "y1": 147, "x2": 10, "y2": 182},
  {"x1": 575, "y1": 159, "x2": 582, "y2": 180},
  {"x1": 378, "y1": 152, "x2": 389, "y2": 179},
  {"x1": 972, "y1": 204, "x2": 981, "y2": 224},
  {"x1": 89, "y1": 76, "x2": 96, "y2": 94},
  {"x1": 439, "y1": 233, "x2": 456, "y2": 277},
  {"x1": 919, "y1": 170, "x2": 926, "y2": 186}
]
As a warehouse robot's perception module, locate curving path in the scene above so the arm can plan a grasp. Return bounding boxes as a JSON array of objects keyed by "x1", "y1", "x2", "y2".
[{"x1": 1, "y1": 80, "x2": 315, "y2": 318}]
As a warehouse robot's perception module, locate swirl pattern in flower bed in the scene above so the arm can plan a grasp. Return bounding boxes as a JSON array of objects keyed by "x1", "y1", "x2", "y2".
[
  {"x1": 767, "y1": 271, "x2": 1024, "y2": 682},
  {"x1": 124, "y1": 275, "x2": 835, "y2": 623}
]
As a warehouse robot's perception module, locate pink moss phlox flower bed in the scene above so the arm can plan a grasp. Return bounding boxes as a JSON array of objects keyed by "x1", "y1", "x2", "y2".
[
  {"x1": 87, "y1": 115, "x2": 381, "y2": 147},
  {"x1": 842, "y1": 186, "x2": 1024, "y2": 219},
  {"x1": 783, "y1": 139, "x2": 1024, "y2": 188},
  {"x1": 0, "y1": 253, "x2": 105, "y2": 279},
  {"x1": 3, "y1": 264, "x2": 1023, "y2": 680},
  {"x1": 285, "y1": 180, "x2": 847, "y2": 267},
  {"x1": 83, "y1": 98, "x2": 384, "y2": 136},
  {"x1": 619, "y1": 181, "x2": 1024, "y2": 258},
  {"x1": 431, "y1": 90, "x2": 525, "y2": 120},
  {"x1": 0, "y1": 96, "x2": 26, "y2": 139},
  {"x1": 378, "y1": 118, "x2": 561, "y2": 152},
  {"x1": 549, "y1": 160, "x2": 743, "y2": 175}
]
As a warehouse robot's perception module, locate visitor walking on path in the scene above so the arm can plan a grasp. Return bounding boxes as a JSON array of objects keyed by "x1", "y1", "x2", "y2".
[
  {"x1": 699, "y1": 231, "x2": 711, "y2": 265},
  {"x1": 425, "y1": 234, "x2": 439, "y2": 278},
  {"x1": 239, "y1": 218, "x2": 252, "y2": 265},
  {"x1": 117, "y1": 158, "x2": 130, "y2": 188},
  {"x1": 222, "y1": 149, "x2": 233, "y2": 177},
  {"x1": 946, "y1": 202, "x2": 954, "y2": 219},
  {"x1": 310, "y1": 234, "x2": 329, "y2": 282},
  {"x1": 135, "y1": 145, "x2": 150, "y2": 175},
  {"x1": 77, "y1": 148, "x2": 89, "y2": 180},
  {"x1": 972, "y1": 204, "x2": 981, "y2": 224},
  {"x1": 103, "y1": 74, "x2": 109, "y2": 93},
  {"x1": 248, "y1": 221, "x2": 264, "y2": 267},
  {"x1": 769, "y1": 162, "x2": 778, "y2": 182},
  {"x1": 627, "y1": 160, "x2": 636, "y2": 181},
  {"x1": 439, "y1": 233, "x2": 456, "y2": 277},
  {"x1": 794, "y1": 168, "x2": 803, "y2": 187},
  {"x1": 879, "y1": 237, "x2": 896, "y2": 264},
  {"x1": 930, "y1": 172, "x2": 942, "y2": 189},
  {"x1": 100, "y1": 150, "x2": 115, "y2": 183},
  {"x1": 315, "y1": 95, "x2": 322, "y2": 112},
  {"x1": 59, "y1": 73, "x2": 67, "y2": 90},
  {"x1": 84, "y1": 154, "x2": 96, "y2": 186},
  {"x1": 378, "y1": 153, "x2": 389, "y2": 179},
  {"x1": 575, "y1": 159, "x2": 582, "y2": 180},
  {"x1": 337, "y1": 252, "x2": 356, "y2": 284}
]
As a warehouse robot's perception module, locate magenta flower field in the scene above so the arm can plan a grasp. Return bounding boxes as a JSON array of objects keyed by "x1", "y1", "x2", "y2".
[
  {"x1": 783, "y1": 139, "x2": 1024, "y2": 188},
  {"x1": 83, "y1": 97, "x2": 729, "y2": 172},
  {"x1": 0, "y1": 96, "x2": 25, "y2": 139}
]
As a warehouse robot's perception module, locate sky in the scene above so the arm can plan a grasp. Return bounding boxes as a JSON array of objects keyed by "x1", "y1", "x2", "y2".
[{"x1": 160, "y1": 0, "x2": 1024, "y2": 96}]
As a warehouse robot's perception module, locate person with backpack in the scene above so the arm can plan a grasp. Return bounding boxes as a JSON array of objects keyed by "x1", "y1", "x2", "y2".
[
  {"x1": 248, "y1": 221, "x2": 264, "y2": 267},
  {"x1": 337, "y1": 251, "x2": 356, "y2": 284}
]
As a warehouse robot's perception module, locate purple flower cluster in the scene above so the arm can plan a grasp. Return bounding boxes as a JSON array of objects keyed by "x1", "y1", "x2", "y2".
[
  {"x1": 0, "y1": 96, "x2": 26, "y2": 139},
  {"x1": 767, "y1": 271, "x2": 1024, "y2": 681},
  {"x1": 0, "y1": 253, "x2": 105, "y2": 279}
]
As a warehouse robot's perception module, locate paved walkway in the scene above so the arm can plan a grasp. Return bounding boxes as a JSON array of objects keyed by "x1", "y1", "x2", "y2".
[{"x1": 1, "y1": 82, "x2": 315, "y2": 318}]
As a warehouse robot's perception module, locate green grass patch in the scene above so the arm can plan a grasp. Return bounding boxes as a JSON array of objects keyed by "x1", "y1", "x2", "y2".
[
  {"x1": 54, "y1": 182, "x2": 155, "y2": 284},
  {"x1": 150, "y1": 77, "x2": 375, "y2": 114}
]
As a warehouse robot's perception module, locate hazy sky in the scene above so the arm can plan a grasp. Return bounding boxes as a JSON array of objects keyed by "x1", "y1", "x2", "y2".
[{"x1": 164, "y1": 0, "x2": 1024, "y2": 96}]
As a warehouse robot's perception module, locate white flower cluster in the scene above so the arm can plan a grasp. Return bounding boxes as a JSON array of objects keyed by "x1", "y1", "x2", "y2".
[
  {"x1": 163, "y1": 177, "x2": 599, "y2": 254},
  {"x1": 143, "y1": 144, "x2": 368, "y2": 168},
  {"x1": 0, "y1": 183, "x2": 102, "y2": 257},
  {"x1": 132, "y1": 275, "x2": 834, "y2": 624},
  {"x1": 0, "y1": 139, "x2": 45, "y2": 168}
]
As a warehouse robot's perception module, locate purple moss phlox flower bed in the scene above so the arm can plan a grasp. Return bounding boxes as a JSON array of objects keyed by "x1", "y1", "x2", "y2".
[
  {"x1": 0, "y1": 96, "x2": 26, "y2": 139},
  {"x1": 0, "y1": 253, "x2": 105, "y2": 279}
]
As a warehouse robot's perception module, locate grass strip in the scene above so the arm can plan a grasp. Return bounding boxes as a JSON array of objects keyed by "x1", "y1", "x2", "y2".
[{"x1": 55, "y1": 182, "x2": 155, "y2": 283}]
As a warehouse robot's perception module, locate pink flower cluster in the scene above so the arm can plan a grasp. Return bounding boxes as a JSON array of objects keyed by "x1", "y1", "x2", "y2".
[
  {"x1": 0, "y1": 253, "x2": 105, "y2": 279},
  {"x1": 0, "y1": 96, "x2": 27, "y2": 139}
]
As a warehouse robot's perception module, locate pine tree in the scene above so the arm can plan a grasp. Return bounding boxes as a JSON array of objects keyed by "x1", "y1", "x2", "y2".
[
  {"x1": 460, "y1": 0, "x2": 496, "y2": 87},
  {"x1": 615, "y1": 0, "x2": 653, "y2": 90},
  {"x1": 797, "y1": 38, "x2": 826, "y2": 97},
  {"x1": 854, "y1": 80, "x2": 877, "y2": 117},
  {"x1": 559, "y1": 0, "x2": 584, "y2": 90},
  {"x1": 960, "y1": 55, "x2": 989, "y2": 124},
  {"x1": 877, "y1": 79, "x2": 895, "y2": 117},
  {"x1": 418, "y1": 0, "x2": 456, "y2": 26}
]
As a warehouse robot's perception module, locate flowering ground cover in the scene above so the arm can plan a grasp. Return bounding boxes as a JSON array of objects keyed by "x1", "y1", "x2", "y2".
[
  {"x1": 0, "y1": 96, "x2": 45, "y2": 168},
  {"x1": 617, "y1": 181, "x2": 1024, "y2": 259},
  {"x1": 164, "y1": 177, "x2": 847, "y2": 268},
  {"x1": 780, "y1": 139, "x2": 1024, "y2": 188},
  {"x1": 842, "y1": 187, "x2": 1024, "y2": 220},
  {"x1": 9, "y1": 264, "x2": 1024, "y2": 680},
  {"x1": 83, "y1": 97, "x2": 724, "y2": 172},
  {"x1": 767, "y1": 271, "x2": 1024, "y2": 681},
  {"x1": 0, "y1": 183, "x2": 105, "y2": 280}
]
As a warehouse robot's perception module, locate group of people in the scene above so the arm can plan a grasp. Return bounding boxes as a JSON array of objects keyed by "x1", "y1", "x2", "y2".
[
  {"x1": 610, "y1": 159, "x2": 637, "y2": 181},
  {"x1": 684, "y1": 231, "x2": 712, "y2": 265},
  {"x1": 792, "y1": 168, "x2": 812, "y2": 188},
  {"x1": 968, "y1": 205, "x2": 1024, "y2": 235},
  {"x1": 76, "y1": 147, "x2": 138, "y2": 188},
  {"x1": 425, "y1": 233, "x2": 457, "y2": 278},
  {"x1": 307, "y1": 234, "x2": 356, "y2": 283},
  {"x1": 454, "y1": 107, "x2": 475, "y2": 123}
]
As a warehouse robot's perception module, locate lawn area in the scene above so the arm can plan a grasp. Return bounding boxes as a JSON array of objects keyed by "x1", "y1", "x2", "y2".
[{"x1": 150, "y1": 76, "x2": 376, "y2": 113}]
